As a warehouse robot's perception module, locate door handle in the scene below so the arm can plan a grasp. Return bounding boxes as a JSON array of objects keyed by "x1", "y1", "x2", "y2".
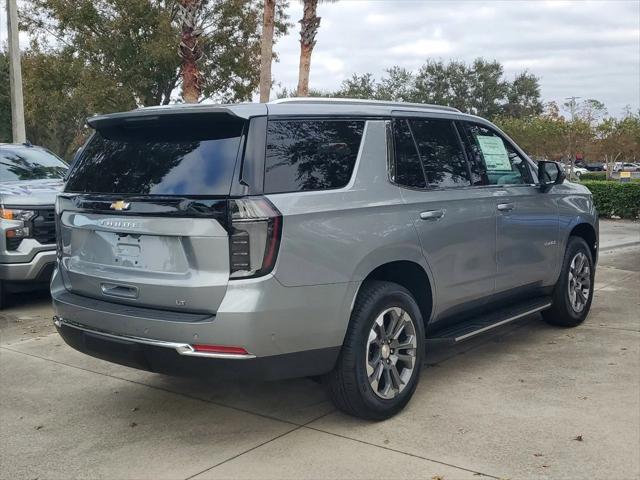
[
  {"x1": 420, "y1": 209, "x2": 445, "y2": 220},
  {"x1": 497, "y1": 202, "x2": 515, "y2": 212}
]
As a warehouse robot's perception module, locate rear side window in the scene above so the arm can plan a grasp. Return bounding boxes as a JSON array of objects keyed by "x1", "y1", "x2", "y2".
[
  {"x1": 65, "y1": 115, "x2": 244, "y2": 195},
  {"x1": 409, "y1": 119, "x2": 470, "y2": 188},
  {"x1": 457, "y1": 122, "x2": 532, "y2": 186},
  {"x1": 264, "y1": 120, "x2": 365, "y2": 194},
  {"x1": 392, "y1": 118, "x2": 469, "y2": 189},
  {"x1": 393, "y1": 119, "x2": 426, "y2": 189}
]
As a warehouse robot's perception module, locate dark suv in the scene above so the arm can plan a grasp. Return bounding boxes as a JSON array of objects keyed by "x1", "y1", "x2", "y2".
[{"x1": 52, "y1": 98, "x2": 598, "y2": 419}]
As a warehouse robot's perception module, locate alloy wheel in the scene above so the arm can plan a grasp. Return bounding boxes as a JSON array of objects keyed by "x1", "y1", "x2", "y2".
[
  {"x1": 568, "y1": 252, "x2": 591, "y2": 313},
  {"x1": 365, "y1": 307, "x2": 418, "y2": 399}
]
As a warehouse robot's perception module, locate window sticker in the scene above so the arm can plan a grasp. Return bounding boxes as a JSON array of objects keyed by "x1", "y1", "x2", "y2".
[{"x1": 476, "y1": 135, "x2": 512, "y2": 171}]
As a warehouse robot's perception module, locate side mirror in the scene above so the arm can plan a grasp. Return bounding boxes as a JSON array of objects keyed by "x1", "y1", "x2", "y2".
[{"x1": 538, "y1": 161, "x2": 565, "y2": 190}]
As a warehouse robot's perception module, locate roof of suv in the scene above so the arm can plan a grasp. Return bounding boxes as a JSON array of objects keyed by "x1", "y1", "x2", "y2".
[
  {"x1": 270, "y1": 97, "x2": 460, "y2": 112},
  {"x1": 87, "y1": 97, "x2": 481, "y2": 129}
]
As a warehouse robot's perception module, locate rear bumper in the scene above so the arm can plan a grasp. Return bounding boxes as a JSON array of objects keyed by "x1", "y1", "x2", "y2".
[
  {"x1": 51, "y1": 268, "x2": 358, "y2": 380},
  {"x1": 0, "y1": 249, "x2": 57, "y2": 282},
  {"x1": 55, "y1": 319, "x2": 339, "y2": 381}
]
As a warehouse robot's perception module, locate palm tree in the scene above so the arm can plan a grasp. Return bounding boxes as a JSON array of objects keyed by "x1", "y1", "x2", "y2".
[
  {"x1": 259, "y1": 0, "x2": 277, "y2": 102},
  {"x1": 177, "y1": 0, "x2": 203, "y2": 103},
  {"x1": 296, "y1": 0, "x2": 332, "y2": 97}
]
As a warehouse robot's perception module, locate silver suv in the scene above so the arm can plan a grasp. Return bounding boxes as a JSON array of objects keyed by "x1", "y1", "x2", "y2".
[
  {"x1": 1, "y1": 143, "x2": 67, "y2": 308},
  {"x1": 52, "y1": 99, "x2": 598, "y2": 419}
]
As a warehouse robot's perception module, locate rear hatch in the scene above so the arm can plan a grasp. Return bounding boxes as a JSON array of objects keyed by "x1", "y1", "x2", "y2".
[{"x1": 58, "y1": 112, "x2": 246, "y2": 314}]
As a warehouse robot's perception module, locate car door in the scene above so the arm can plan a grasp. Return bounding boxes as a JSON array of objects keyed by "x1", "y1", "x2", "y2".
[
  {"x1": 457, "y1": 121, "x2": 560, "y2": 294},
  {"x1": 391, "y1": 117, "x2": 497, "y2": 321}
]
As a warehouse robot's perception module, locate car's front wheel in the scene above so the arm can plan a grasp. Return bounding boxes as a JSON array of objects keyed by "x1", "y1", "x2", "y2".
[
  {"x1": 326, "y1": 281, "x2": 425, "y2": 420},
  {"x1": 543, "y1": 236, "x2": 594, "y2": 327}
]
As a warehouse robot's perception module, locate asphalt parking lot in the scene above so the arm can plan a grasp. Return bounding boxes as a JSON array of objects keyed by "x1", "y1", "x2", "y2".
[{"x1": 1, "y1": 220, "x2": 638, "y2": 480}]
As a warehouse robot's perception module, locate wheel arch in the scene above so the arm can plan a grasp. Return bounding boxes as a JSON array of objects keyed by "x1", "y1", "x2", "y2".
[
  {"x1": 355, "y1": 260, "x2": 434, "y2": 331},
  {"x1": 568, "y1": 222, "x2": 598, "y2": 264}
]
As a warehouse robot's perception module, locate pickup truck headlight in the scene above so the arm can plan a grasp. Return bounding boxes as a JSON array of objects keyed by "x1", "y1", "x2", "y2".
[
  {"x1": 1, "y1": 208, "x2": 37, "y2": 250},
  {"x1": 1, "y1": 208, "x2": 37, "y2": 222}
]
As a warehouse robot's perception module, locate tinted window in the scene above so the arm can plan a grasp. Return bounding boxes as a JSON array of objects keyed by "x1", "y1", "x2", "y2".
[
  {"x1": 65, "y1": 115, "x2": 244, "y2": 195},
  {"x1": 409, "y1": 119, "x2": 470, "y2": 188},
  {"x1": 458, "y1": 122, "x2": 532, "y2": 186},
  {"x1": 0, "y1": 147, "x2": 67, "y2": 181},
  {"x1": 393, "y1": 119, "x2": 425, "y2": 188},
  {"x1": 264, "y1": 120, "x2": 364, "y2": 193}
]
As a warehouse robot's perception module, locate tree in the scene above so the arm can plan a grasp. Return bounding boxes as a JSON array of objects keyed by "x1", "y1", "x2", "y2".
[
  {"x1": 502, "y1": 71, "x2": 542, "y2": 118},
  {"x1": 12, "y1": 1, "x2": 289, "y2": 158},
  {"x1": 495, "y1": 113, "x2": 568, "y2": 161},
  {"x1": 24, "y1": 0, "x2": 290, "y2": 105},
  {"x1": 296, "y1": 0, "x2": 334, "y2": 96},
  {"x1": 596, "y1": 114, "x2": 640, "y2": 177},
  {"x1": 414, "y1": 60, "x2": 464, "y2": 109},
  {"x1": 573, "y1": 99, "x2": 608, "y2": 127},
  {"x1": 17, "y1": 47, "x2": 135, "y2": 159},
  {"x1": 413, "y1": 59, "x2": 511, "y2": 116},
  {"x1": 285, "y1": 58, "x2": 542, "y2": 118},
  {"x1": 335, "y1": 73, "x2": 377, "y2": 99},
  {"x1": 0, "y1": 52, "x2": 11, "y2": 142},
  {"x1": 469, "y1": 58, "x2": 507, "y2": 118},
  {"x1": 296, "y1": 0, "x2": 320, "y2": 96},
  {"x1": 376, "y1": 67, "x2": 416, "y2": 102},
  {"x1": 177, "y1": 0, "x2": 204, "y2": 103},
  {"x1": 259, "y1": 0, "x2": 276, "y2": 102}
]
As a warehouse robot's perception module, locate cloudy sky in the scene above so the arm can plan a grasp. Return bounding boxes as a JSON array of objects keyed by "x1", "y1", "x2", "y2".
[
  {"x1": 272, "y1": 0, "x2": 640, "y2": 116},
  {"x1": 2, "y1": 0, "x2": 638, "y2": 116}
]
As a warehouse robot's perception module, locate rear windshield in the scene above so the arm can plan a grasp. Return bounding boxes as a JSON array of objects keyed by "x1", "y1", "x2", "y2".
[
  {"x1": 1, "y1": 147, "x2": 68, "y2": 181},
  {"x1": 65, "y1": 115, "x2": 244, "y2": 196}
]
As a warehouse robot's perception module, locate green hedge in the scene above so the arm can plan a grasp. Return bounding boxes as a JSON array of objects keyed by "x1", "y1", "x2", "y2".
[
  {"x1": 581, "y1": 180, "x2": 640, "y2": 219},
  {"x1": 579, "y1": 172, "x2": 607, "y2": 181}
]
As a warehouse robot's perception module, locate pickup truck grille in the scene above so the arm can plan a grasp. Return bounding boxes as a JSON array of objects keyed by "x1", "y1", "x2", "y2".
[{"x1": 32, "y1": 208, "x2": 56, "y2": 245}]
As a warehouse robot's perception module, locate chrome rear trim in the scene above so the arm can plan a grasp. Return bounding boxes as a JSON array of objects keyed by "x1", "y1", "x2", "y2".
[{"x1": 53, "y1": 316, "x2": 256, "y2": 360}]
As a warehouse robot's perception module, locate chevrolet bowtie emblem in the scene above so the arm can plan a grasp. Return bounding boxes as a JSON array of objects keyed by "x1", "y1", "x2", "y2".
[{"x1": 110, "y1": 200, "x2": 131, "y2": 211}]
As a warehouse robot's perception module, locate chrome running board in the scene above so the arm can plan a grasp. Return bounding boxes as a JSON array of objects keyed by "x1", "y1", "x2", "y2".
[{"x1": 426, "y1": 297, "x2": 553, "y2": 344}]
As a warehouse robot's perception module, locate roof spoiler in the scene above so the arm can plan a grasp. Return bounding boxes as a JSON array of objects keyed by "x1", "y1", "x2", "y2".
[{"x1": 86, "y1": 103, "x2": 267, "y2": 130}]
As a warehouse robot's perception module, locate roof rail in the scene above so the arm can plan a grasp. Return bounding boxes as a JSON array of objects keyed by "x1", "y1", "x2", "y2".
[{"x1": 270, "y1": 97, "x2": 461, "y2": 113}]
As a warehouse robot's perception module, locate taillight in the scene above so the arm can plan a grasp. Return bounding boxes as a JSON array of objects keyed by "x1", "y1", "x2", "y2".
[{"x1": 228, "y1": 197, "x2": 282, "y2": 279}]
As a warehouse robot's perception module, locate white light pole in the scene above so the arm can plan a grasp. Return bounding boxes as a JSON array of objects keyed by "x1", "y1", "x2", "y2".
[{"x1": 6, "y1": 0, "x2": 26, "y2": 143}]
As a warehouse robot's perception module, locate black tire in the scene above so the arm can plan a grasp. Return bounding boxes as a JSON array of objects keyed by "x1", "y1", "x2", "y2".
[
  {"x1": 326, "y1": 281, "x2": 425, "y2": 420},
  {"x1": 543, "y1": 236, "x2": 594, "y2": 327},
  {"x1": 0, "y1": 281, "x2": 4, "y2": 310}
]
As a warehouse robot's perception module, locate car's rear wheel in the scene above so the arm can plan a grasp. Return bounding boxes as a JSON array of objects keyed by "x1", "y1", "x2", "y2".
[
  {"x1": 543, "y1": 236, "x2": 594, "y2": 327},
  {"x1": 326, "y1": 281, "x2": 425, "y2": 420}
]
